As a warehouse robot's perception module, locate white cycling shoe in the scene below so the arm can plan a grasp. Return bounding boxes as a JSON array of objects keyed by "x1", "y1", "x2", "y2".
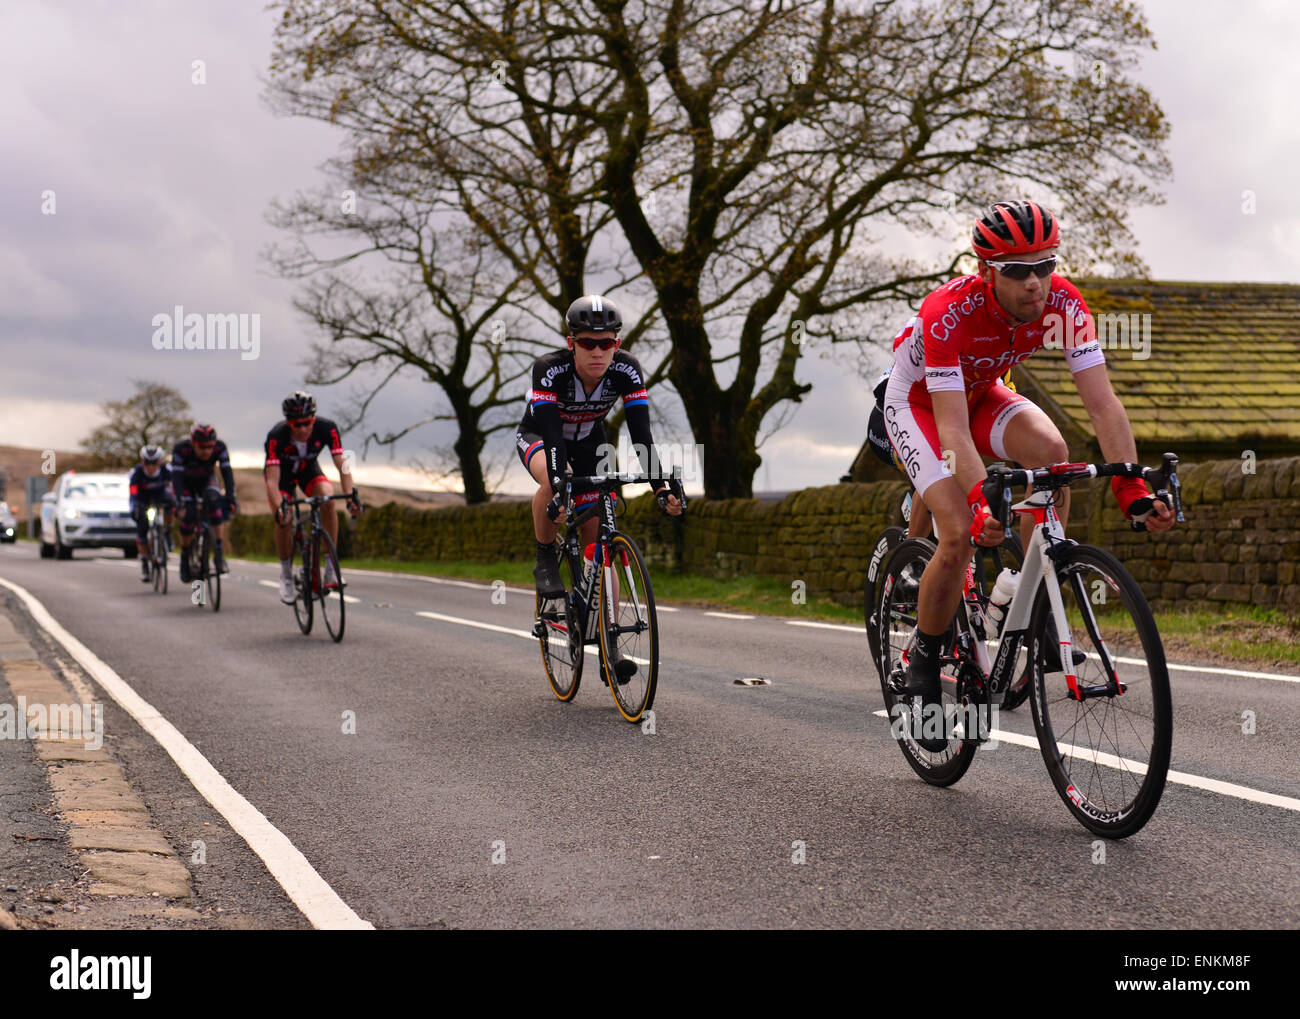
[{"x1": 279, "y1": 576, "x2": 296, "y2": 604}]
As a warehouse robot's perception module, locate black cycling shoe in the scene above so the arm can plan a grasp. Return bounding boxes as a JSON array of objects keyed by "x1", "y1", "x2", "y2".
[
  {"x1": 179, "y1": 555, "x2": 192, "y2": 584},
  {"x1": 214, "y1": 548, "x2": 228, "y2": 574},
  {"x1": 900, "y1": 662, "x2": 947, "y2": 753},
  {"x1": 607, "y1": 640, "x2": 637, "y2": 685},
  {"x1": 533, "y1": 553, "x2": 564, "y2": 598},
  {"x1": 140, "y1": 562, "x2": 150, "y2": 582}
]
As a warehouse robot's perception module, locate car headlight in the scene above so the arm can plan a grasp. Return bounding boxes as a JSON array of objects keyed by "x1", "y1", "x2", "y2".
[
  {"x1": 62, "y1": 506, "x2": 81, "y2": 520},
  {"x1": 3, "y1": 527, "x2": 12, "y2": 536}
]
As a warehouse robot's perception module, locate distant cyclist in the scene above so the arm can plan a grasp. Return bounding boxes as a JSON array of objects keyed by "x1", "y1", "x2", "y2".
[
  {"x1": 517, "y1": 295, "x2": 682, "y2": 680},
  {"x1": 172, "y1": 424, "x2": 237, "y2": 582},
  {"x1": 264, "y1": 391, "x2": 360, "y2": 604},
  {"x1": 881, "y1": 200, "x2": 1176, "y2": 749},
  {"x1": 128, "y1": 444, "x2": 176, "y2": 582}
]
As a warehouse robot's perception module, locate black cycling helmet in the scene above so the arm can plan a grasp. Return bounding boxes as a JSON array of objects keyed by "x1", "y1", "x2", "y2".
[
  {"x1": 140, "y1": 444, "x2": 165, "y2": 464},
  {"x1": 282, "y1": 390, "x2": 317, "y2": 419},
  {"x1": 971, "y1": 200, "x2": 1060, "y2": 259},
  {"x1": 566, "y1": 295, "x2": 622, "y2": 335},
  {"x1": 191, "y1": 423, "x2": 217, "y2": 444}
]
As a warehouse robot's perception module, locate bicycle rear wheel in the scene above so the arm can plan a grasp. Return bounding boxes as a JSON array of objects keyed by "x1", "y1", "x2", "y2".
[
  {"x1": 597, "y1": 534, "x2": 657, "y2": 723},
  {"x1": 316, "y1": 529, "x2": 345, "y2": 643},
  {"x1": 292, "y1": 524, "x2": 313, "y2": 634},
  {"x1": 536, "y1": 551, "x2": 583, "y2": 701},
  {"x1": 864, "y1": 525, "x2": 906, "y2": 672},
  {"x1": 875, "y1": 538, "x2": 976, "y2": 786},
  {"x1": 1027, "y1": 544, "x2": 1172, "y2": 838}
]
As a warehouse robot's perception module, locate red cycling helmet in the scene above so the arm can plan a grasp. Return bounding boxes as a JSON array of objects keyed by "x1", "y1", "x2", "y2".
[
  {"x1": 191, "y1": 423, "x2": 217, "y2": 444},
  {"x1": 971, "y1": 201, "x2": 1060, "y2": 259}
]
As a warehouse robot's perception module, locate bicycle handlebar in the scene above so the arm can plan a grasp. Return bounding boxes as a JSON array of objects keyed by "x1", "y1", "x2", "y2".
[
  {"x1": 981, "y1": 453, "x2": 1184, "y2": 533},
  {"x1": 546, "y1": 468, "x2": 687, "y2": 520}
]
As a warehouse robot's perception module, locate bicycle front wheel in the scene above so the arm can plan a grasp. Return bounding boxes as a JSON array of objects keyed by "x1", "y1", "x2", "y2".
[
  {"x1": 864, "y1": 525, "x2": 906, "y2": 673},
  {"x1": 1028, "y1": 544, "x2": 1172, "y2": 838},
  {"x1": 317, "y1": 529, "x2": 345, "y2": 643},
  {"x1": 292, "y1": 525, "x2": 313, "y2": 634},
  {"x1": 151, "y1": 526, "x2": 167, "y2": 594},
  {"x1": 536, "y1": 551, "x2": 583, "y2": 702},
  {"x1": 597, "y1": 534, "x2": 658, "y2": 723},
  {"x1": 203, "y1": 527, "x2": 220, "y2": 612}
]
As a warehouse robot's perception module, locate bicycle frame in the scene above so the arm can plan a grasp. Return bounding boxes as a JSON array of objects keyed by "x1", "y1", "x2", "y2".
[{"x1": 958, "y1": 488, "x2": 1122, "y2": 709}]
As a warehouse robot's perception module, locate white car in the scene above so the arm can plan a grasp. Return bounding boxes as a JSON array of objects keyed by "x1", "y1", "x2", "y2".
[{"x1": 40, "y1": 472, "x2": 137, "y2": 559}]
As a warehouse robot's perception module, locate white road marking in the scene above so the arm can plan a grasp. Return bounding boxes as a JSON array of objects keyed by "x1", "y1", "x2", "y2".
[
  {"x1": 257, "y1": 579, "x2": 358, "y2": 604},
  {"x1": 787, "y1": 620, "x2": 861, "y2": 633},
  {"x1": 704, "y1": 611, "x2": 754, "y2": 620},
  {"x1": 0, "y1": 576, "x2": 372, "y2": 930},
  {"x1": 415, "y1": 610, "x2": 649, "y2": 666},
  {"x1": 870, "y1": 710, "x2": 1300, "y2": 813}
]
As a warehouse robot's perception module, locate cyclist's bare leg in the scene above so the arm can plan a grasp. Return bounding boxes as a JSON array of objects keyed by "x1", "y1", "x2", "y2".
[
  {"x1": 914, "y1": 477, "x2": 973, "y2": 635},
  {"x1": 908, "y1": 489, "x2": 933, "y2": 539},
  {"x1": 1000, "y1": 407, "x2": 1070, "y2": 545},
  {"x1": 527, "y1": 454, "x2": 562, "y2": 543},
  {"x1": 310, "y1": 479, "x2": 338, "y2": 547}
]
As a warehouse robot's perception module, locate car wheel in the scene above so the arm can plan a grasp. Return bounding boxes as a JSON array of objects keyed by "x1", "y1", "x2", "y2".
[
  {"x1": 123, "y1": 546, "x2": 138, "y2": 559},
  {"x1": 40, "y1": 540, "x2": 54, "y2": 558},
  {"x1": 55, "y1": 526, "x2": 72, "y2": 559}
]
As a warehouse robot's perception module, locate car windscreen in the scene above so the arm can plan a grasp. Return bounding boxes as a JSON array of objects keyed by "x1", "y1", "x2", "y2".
[{"x1": 64, "y1": 481, "x2": 128, "y2": 499}]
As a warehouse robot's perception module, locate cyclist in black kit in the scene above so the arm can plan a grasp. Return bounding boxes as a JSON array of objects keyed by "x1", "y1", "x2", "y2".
[
  {"x1": 172, "y1": 423, "x2": 237, "y2": 582},
  {"x1": 264, "y1": 391, "x2": 360, "y2": 604},
  {"x1": 128, "y1": 444, "x2": 176, "y2": 582},
  {"x1": 518, "y1": 295, "x2": 682, "y2": 680}
]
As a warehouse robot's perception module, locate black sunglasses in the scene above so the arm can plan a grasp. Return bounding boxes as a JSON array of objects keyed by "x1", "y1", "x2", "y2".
[
  {"x1": 574, "y1": 337, "x2": 618, "y2": 351},
  {"x1": 985, "y1": 256, "x2": 1057, "y2": 280}
]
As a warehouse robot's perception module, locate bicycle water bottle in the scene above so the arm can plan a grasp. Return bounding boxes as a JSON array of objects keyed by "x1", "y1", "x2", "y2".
[{"x1": 985, "y1": 568, "x2": 1020, "y2": 638}]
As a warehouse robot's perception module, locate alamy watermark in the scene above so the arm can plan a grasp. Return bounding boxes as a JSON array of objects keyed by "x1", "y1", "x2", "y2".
[
  {"x1": 151, "y1": 305, "x2": 260, "y2": 360},
  {"x1": 0, "y1": 697, "x2": 103, "y2": 750},
  {"x1": 1042, "y1": 311, "x2": 1151, "y2": 360},
  {"x1": 594, "y1": 438, "x2": 704, "y2": 487}
]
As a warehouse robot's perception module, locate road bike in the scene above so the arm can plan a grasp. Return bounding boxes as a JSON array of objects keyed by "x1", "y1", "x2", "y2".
[
  {"x1": 533, "y1": 470, "x2": 685, "y2": 723},
  {"x1": 284, "y1": 492, "x2": 360, "y2": 642},
  {"x1": 872, "y1": 454, "x2": 1184, "y2": 838},
  {"x1": 144, "y1": 505, "x2": 170, "y2": 595},
  {"x1": 183, "y1": 492, "x2": 224, "y2": 612}
]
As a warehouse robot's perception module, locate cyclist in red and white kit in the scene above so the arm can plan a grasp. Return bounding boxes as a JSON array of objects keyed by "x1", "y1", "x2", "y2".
[{"x1": 883, "y1": 200, "x2": 1176, "y2": 749}]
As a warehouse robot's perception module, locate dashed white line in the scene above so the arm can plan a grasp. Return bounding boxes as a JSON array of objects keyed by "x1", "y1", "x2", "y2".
[
  {"x1": 0, "y1": 575, "x2": 371, "y2": 930},
  {"x1": 786, "y1": 620, "x2": 861, "y2": 633},
  {"x1": 415, "y1": 610, "x2": 649, "y2": 665},
  {"x1": 704, "y1": 611, "x2": 754, "y2": 620}
]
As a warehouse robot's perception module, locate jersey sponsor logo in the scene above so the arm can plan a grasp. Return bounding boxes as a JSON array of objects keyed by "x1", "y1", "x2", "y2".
[
  {"x1": 610, "y1": 360, "x2": 642, "y2": 384},
  {"x1": 560, "y1": 409, "x2": 609, "y2": 423},
  {"x1": 623, "y1": 388, "x2": 649, "y2": 403},
  {"x1": 926, "y1": 369, "x2": 959, "y2": 380},
  {"x1": 540, "y1": 365, "x2": 565, "y2": 388},
  {"x1": 966, "y1": 348, "x2": 1035, "y2": 372},
  {"x1": 927, "y1": 288, "x2": 985, "y2": 343},
  {"x1": 530, "y1": 389, "x2": 558, "y2": 403}
]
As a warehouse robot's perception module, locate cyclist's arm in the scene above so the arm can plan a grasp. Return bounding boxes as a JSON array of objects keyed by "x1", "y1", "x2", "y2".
[
  {"x1": 128, "y1": 467, "x2": 141, "y2": 516},
  {"x1": 1073, "y1": 364, "x2": 1139, "y2": 465},
  {"x1": 531, "y1": 401, "x2": 568, "y2": 497},
  {"x1": 263, "y1": 436, "x2": 287, "y2": 516},
  {"x1": 622, "y1": 401, "x2": 667, "y2": 494},
  {"x1": 331, "y1": 451, "x2": 353, "y2": 496},
  {"x1": 216, "y1": 445, "x2": 236, "y2": 500},
  {"x1": 170, "y1": 447, "x2": 185, "y2": 502}
]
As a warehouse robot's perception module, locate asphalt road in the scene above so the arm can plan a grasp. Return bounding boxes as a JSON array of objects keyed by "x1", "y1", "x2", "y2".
[{"x1": 2, "y1": 540, "x2": 1297, "y2": 928}]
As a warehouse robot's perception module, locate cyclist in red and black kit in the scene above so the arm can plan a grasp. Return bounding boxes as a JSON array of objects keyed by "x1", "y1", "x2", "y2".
[
  {"x1": 518, "y1": 295, "x2": 682, "y2": 680},
  {"x1": 883, "y1": 201, "x2": 1176, "y2": 749},
  {"x1": 172, "y1": 423, "x2": 237, "y2": 582},
  {"x1": 128, "y1": 444, "x2": 176, "y2": 582},
  {"x1": 264, "y1": 391, "x2": 360, "y2": 604}
]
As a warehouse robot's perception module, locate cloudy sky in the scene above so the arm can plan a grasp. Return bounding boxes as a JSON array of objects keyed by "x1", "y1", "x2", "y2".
[{"x1": 4, "y1": 0, "x2": 1298, "y2": 496}]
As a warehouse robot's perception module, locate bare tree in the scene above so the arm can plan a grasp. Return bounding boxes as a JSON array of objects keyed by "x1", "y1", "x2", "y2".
[
  {"x1": 269, "y1": 0, "x2": 1169, "y2": 497},
  {"x1": 81, "y1": 381, "x2": 191, "y2": 468}
]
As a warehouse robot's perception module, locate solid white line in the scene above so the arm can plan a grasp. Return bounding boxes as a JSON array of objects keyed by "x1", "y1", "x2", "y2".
[
  {"x1": 881, "y1": 629, "x2": 1300, "y2": 686},
  {"x1": 787, "y1": 620, "x2": 861, "y2": 633},
  {"x1": 704, "y1": 611, "x2": 754, "y2": 620},
  {"x1": 869, "y1": 709, "x2": 1300, "y2": 813},
  {"x1": 0, "y1": 576, "x2": 372, "y2": 930},
  {"x1": 415, "y1": 610, "x2": 649, "y2": 666}
]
